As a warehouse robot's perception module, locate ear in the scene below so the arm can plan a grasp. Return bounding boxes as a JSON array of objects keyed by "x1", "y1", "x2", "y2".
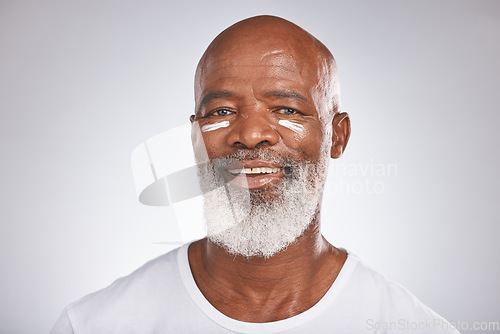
[{"x1": 331, "y1": 112, "x2": 351, "y2": 159}]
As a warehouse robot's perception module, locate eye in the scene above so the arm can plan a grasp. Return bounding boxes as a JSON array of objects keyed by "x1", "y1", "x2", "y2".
[
  {"x1": 276, "y1": 107, "x2": 299, "y2": 115},
  {"x1": 211, "y1": 109, "x2": 233, "y2": 116}
]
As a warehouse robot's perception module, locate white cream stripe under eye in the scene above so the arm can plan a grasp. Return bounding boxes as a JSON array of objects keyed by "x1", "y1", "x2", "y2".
[
  {"x1": 201, "y1": 121, "x2": 230, "y2": 132},
  {"x1": 278, "y1": 120, "x2": 304, "y2": 134}
]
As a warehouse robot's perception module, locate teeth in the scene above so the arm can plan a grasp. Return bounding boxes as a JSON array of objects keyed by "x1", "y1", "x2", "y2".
[{"x1": 228, "y1": 167, "x2": 281, "y2": 175}]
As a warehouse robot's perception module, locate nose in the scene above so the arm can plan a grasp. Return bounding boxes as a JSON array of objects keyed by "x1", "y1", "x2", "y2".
[{"x1": 226, "y1": 113, "x2": 279, "y2": 149}]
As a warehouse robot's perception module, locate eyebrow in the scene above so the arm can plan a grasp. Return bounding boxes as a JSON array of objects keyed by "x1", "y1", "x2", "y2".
[
  {"x1": 200, "y1": 90, "x2": 234, "y2": 107},
  {"x1": 263, "y1": 89, "x2": 307, "y2": 102},
  {"x1": 199, "y1": 88, "x2": 307, "y2": 110}
]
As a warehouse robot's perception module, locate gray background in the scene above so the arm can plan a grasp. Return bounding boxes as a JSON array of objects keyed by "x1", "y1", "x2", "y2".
[{"x1": 1, "y1": 0, "x2": 499, "y2": 333}]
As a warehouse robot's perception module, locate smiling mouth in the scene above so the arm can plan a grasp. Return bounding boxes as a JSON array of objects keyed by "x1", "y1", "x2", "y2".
[
  {"x1": 227, "y1": 167, "x2": 282, "y2": 176},
  {"x1": 222, "y1": 161, "x2": 286, "y2": 189}
]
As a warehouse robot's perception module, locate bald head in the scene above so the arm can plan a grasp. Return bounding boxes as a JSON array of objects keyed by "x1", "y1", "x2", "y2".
[{"x1": 195, "y1": 15, "x2": 341, "y2": 122}]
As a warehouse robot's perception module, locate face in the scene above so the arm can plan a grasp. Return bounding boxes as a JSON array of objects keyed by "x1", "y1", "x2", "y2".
[
  {"x1": 191, "y1": 34, "x2": 333, "y2": 257},
  {"x1": 193, "y1": 45, "x2": 327, "y2": 175}
]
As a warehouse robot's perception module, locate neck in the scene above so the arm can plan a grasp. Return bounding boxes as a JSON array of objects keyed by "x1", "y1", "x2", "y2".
[{"x1": 188, "y1": 214, "x2": 347, "y2": 322}]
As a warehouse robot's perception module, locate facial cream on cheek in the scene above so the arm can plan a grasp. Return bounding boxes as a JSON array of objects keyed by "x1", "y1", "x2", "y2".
[
  {"x1": 201, "y1": 121, "x2": 230, "y2": 132},
  {"x1": 278, "y1": 120, "x2": 304, "y2": 134}
]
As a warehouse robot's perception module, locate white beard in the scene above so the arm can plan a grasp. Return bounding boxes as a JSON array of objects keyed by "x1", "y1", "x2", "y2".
[{"x1": 197, "y1": 150, "x2": 328, "y2": 258}]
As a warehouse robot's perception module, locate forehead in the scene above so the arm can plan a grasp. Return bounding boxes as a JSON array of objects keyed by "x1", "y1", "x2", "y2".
[
  {"x1": 195, "y1": 47, "x2": 318, "y2": 103},
  {"x1": 206, "y1": 52, "x2": 302, "y2": 81}
]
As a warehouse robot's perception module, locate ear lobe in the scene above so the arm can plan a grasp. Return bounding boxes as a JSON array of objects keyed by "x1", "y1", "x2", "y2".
[{"x1": 331, "y1": 112, "x2": 351, "y2": 159}]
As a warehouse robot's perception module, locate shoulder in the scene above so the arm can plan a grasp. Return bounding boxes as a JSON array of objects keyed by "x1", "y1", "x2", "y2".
[
  {"x1": 76, "y1": 244, "x2": 181, "y2": 301},
  {"x1": 344, "y1": 253, "x2": 435, "y2": 314},
  {"x1": 63, "y1": 244, "x2": 190, "y2": 332},
  {"x1": 335, "y1": 252, "x2": 459, "y2": 333},
  {"x1": 346, "y1": 254, "x2": 424, "y2": 311}
]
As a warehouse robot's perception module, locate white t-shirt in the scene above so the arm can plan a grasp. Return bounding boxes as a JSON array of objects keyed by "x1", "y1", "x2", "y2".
[{"x1": 51, "y1": 243, "x2": 460, "y2": 334}]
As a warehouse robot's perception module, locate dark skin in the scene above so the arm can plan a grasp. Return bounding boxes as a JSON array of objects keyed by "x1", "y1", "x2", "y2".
[{"x1": 189, "y1": 16, "x2": 351, "y2": 322}]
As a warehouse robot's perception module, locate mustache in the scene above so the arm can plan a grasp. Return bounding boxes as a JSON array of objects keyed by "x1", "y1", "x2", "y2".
[
  {"x1": 211, "y1": 149, "x2": 300, "y2": 167},
  {"x1": 207, "y1": 150, "x2": 318, "y2": 183}
]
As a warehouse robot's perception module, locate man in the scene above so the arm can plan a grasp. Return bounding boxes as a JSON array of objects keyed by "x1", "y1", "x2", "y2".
[{"x1": 51, "y1": 16, "x2": 459, "y2": 333}]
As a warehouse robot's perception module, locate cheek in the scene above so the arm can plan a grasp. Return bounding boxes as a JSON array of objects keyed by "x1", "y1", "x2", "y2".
[
  {"x1": 192, "y1": 122, "x2": 229, "y2": 162},
  {"x1": 201, "y1": 121, "x2": 230, "y2": 132},
  {"x1": 278, "y1": 121, "x2": 324, "y2": 160},
  {"x1": 278, "y1": 120, "x2": 305, "y2": 134},
  {"x1": 193, "y1": 120, "x2": 232, "y2": 157},
  {"x1": 201, "y1": 131, "x2": 234, "y2": 160}
]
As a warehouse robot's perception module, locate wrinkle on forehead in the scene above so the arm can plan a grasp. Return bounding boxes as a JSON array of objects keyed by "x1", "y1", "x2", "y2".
[
  {"x1": 260, "y1": 50, "x2": 283, "y2": 60},
  {"x1": 197, "y1": 52, "x2": 307, "y2": 101},
  {"x1": 260, "y1": 51, "x2": 301, "y2": 74}
]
